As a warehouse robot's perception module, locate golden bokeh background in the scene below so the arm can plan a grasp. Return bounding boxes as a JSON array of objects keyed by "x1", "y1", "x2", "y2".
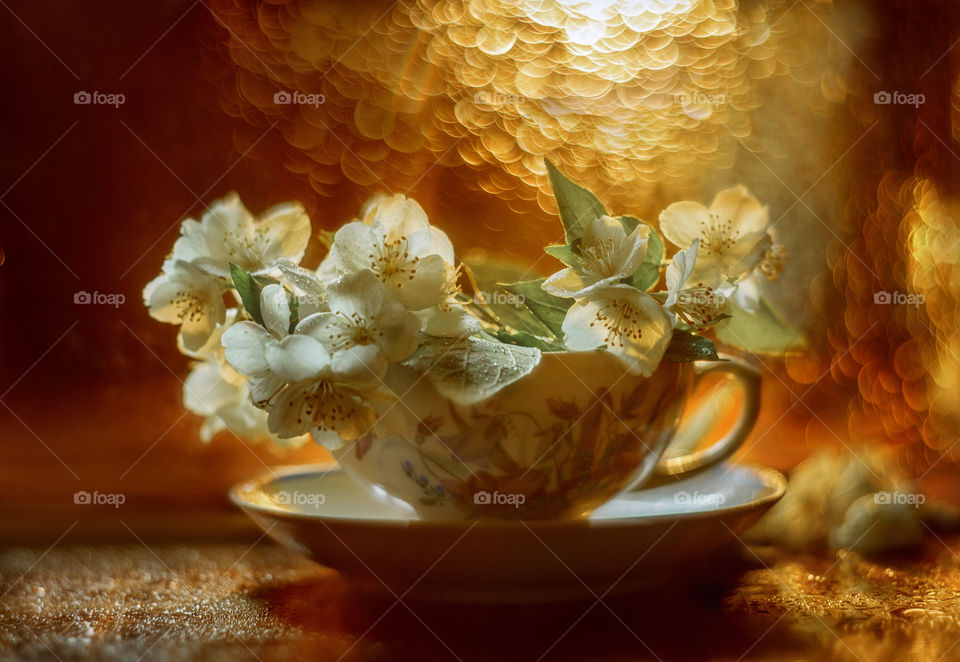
[
  {"x1": 200, "y1": 0, "x2": 960, "y2": 475},
  {"x1": 4, "y1": 0, "x2": 960, "y2": 541},
  {"x1": 204, "y1": 0, "x2": 887, "y2": 462}
]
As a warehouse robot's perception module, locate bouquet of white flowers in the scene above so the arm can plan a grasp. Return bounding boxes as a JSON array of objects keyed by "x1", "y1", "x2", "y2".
[{"x1": 143, "y1": 161, "x2": 799, "y2": 450}]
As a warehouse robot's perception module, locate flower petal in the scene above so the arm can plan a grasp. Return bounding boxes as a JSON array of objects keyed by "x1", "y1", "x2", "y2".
[
  {"x1": 246, "y1": 371, "x2": 285, "y2": 409},
  {"x1": 260, "y1": 284, "x2": 291, "y2": 338},
  {"x1": 614, "y1": 293, "x2": 673, "y2": 376},
  {"x1": 277, "y1": 260, "x2": 326, "y2": 304},
  {"x1": 194, "y1": 193, "x2": 256, "y2": 274},
  {"x1": 709, "y1": 185, "x2": 768, "y2": 236},
  {"x1": 659, "y1": 201, "x2": 709, "y2": 249},
  {"x1": 542, "y1": 267, "x2": 592, "y2": 298},
  {"x1": 257, "y1": 201, "x2": 311, "y2": 265},
  {"x1": 331, "y1": 343, "x2": 387, "y2": 386},
  {"x1": 582, "y1": 215, "x2": 625, "y2": 247},
  {"x1": 326, "y1": 269, "x2": 384, "y2": 319},
  {"x1": 366, "y1": 194, "x2": 430, "y2": 239},
  {"x1": 330, "y1": 222, "x2": 377, "y2": 274},
  {"x1": 170, "y1": 218, "x2": 206, "y2": 265},
  {"x1": 664, "y1": 239, "x2": 699, "y2": 307},
  {"x1": 142, "y1": 271, "x2": 169, "y2": 310},
  {"x1": 267, "y1": 384, "x2": 313, "y2": 438},
  {"x1": 316, "y1": 392, "x2": 377, "y2": 442},
  {"x1": 184, "y1": 361, "x2": 237, "y2": 416},
  {"x1": 686, "y1": 259, "x2": 727, "y2": 290},
  {"x1": 311, "y1": 427, "x2": 346, "y2": 451},
  {"x1": 722, "y1": 230, "x2": 772, "y2": 281},
  {"x1": 375, "y1": 299, "x2": 422, "y2": 362},
  {"x1": 294, "y1": 311, "x2": 340, "y2": 345},
  {"x1": 264, "y1": 334, "x2": 331, "y2": 382},
  {"x1": 145, "y1": 261, "x2": 215, "y2": 324},
  {"x1": 179, "y1": 310, "x2": 222, "y2": 353},
  {"x1": 198, "y1": 416, "x2": 226, "y2": 443},
  {"x1": 216, "y1": 397, "x2": 309, "y2": 447},
  {"x1": 561, "y1": 286, "x2": 672, "y2": 377},
  {"x1": 561, "y1": 299, "x2": 608, "y2": 351},
  {"x1": 612, "y1": 225, "x2": 649, "y2": 278},
  {"x1": 730, "y1": 273, "x2": 762, "y2": 313},
  {"x1": 422, "y1": 306, "x2": 481, "y2": 338},
  {"x1": 428, "y1": 226, "x2": 456, "y2": 264},
  {"x1": 398, "y1": 254, "x2": 454, "y2": 310},
  {"x1": 222, "y1": 321, "x2": 272, "y2": 375}
]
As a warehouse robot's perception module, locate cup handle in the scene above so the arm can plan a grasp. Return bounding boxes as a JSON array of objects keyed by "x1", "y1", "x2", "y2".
[{"x1": 653, "y1": 355, "x2": 761, "y2": 480}]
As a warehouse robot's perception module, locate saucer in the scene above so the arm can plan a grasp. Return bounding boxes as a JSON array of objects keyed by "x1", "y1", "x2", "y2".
[{"x1": 230, "y1": 462, "x2": 785, "y2": 603}]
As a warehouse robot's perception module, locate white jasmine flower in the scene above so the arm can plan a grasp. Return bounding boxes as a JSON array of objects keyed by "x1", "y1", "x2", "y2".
[
  {"x1": 183, "y1": 359, "x2": 308, "y2": 448},
  {"x1": 222, "y1": 283, "x2": 381, "y2": 448},
  {"x1": 177, "y1": 307, "x2": 308, "y2": 448},
  {"x1": 717, "y1": 274, "x2": 760, "y2": 314},
  {"x1": 296, "y1": 269, "x2": 421, "y2": 383},
  {"x1": 143, "y1": 259, "x2": 226, "y2": 352},
  {"x1": 716, "y1": 242, "x2": 787, "y2": 314},
  {"x1": 223, "y1": 321, "x2": 378, "y2": 448},
  {"x1": 173, "y1": 192, "x2": 311, "y2": 278},
  {"x1": 659, "y1": 185, "x2": 772, "y2": 288},
  {"x1": 328, "y1": 194, "x2": 457, "y2": 310},
  {"x1": 420, "y1": 300, "x2": 483, "y2": 338},
  {"x1": 267, "y1": 380, "x2": 377, "y2": 449},
  {"x1": 221, "y1": 283, "x2": 317, "y2": 408},
  {"x1": 561, "y1": 284, "x2": 673, "y2": 377},
  {"x1": 663, "y1": 239, "x2": 725, "y2": 328},
  {"x1": 542, "y1": 216, "x2": 650, "y2": 298}
]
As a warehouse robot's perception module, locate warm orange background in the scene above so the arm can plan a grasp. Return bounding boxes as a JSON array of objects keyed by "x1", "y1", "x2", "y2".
[
  {"x1": 0, "y1": 2, "x2": 330, "y2": 542},
  {"x1": 6, "y1": 0, "x2": 960, "y2": 543}
]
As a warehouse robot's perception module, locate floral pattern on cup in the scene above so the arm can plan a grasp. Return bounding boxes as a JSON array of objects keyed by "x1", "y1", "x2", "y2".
[{"x1": 333, "y1": 353, "x2": 690, "y2": 520}]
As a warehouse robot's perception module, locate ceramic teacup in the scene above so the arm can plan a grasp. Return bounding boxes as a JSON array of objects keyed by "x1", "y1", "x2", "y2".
[{"x1": 331, "y1": 350, "x2": 760, "y2": 520}]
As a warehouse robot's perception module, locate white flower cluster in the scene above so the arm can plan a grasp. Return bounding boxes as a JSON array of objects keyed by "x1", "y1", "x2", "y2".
[
  {"x1": 143, "y1": 177, "x2": 787, "y2": 450},
  {"x1": 659, "y1": 184, "x2": 783, "y2": 318},
  {"x1": 143, "y1": 193, "x2": 466, "y2": 448},
  {"x1": 542, "y1": 185, "x2": 783, "y2": 376}
]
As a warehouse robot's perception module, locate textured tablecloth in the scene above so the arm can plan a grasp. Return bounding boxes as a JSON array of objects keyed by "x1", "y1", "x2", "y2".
[{"x1": 3, "y1": 535, "x2": 960, "y2": 662}]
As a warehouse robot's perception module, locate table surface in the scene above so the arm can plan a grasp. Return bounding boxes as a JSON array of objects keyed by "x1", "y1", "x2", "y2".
[{"x1": 3, "y1": 534, "x2": 960, "y2": 662}]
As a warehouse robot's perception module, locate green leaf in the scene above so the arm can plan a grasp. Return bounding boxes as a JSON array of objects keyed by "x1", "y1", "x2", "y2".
[
  {"x1": 617, "y1": 215, "x2": 664, "y2": 292},
  {"x1": 545, "y1": 159, "x2": 606, "y2": 248},
  {"x1": 502, "y1": 278, "x2": 572, "y2": 340},
  {"x1": 713, "y1": 297, "x2": 805, "y2": 354},
  {"x1": 664, "y1": 329, "x2": 721, "y2": 362},
  {"x1": 492, "y1": 328, "x2": 566, "y2": 352},
  {"x1": 462, "y1": 258, "x2": 555, "y2": 338},
  {"x1": 230, "y1": 263, "x2": 265, "y2": 325},
  {"x1": 403, "y1": 335, "x2": 542, "y2": 405},
  {"x1": 615, "y1": 214, "x2": 642, "y2": 234},
  {"x1": 544, "y1": 244, "x2": 578, "y2": 267},
  {"x1": 463, "y1": 254, "x2": 531, "y2": 288}
]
